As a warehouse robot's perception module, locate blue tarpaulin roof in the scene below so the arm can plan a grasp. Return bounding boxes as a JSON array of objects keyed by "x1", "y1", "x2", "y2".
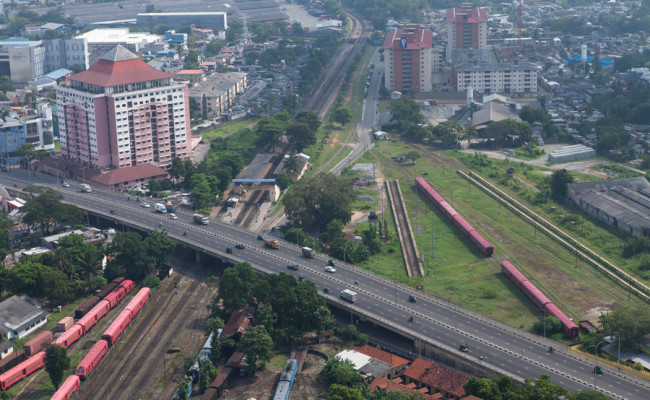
[{"x1": 40, "y1": 69, "x2": 72, "y2": 80}]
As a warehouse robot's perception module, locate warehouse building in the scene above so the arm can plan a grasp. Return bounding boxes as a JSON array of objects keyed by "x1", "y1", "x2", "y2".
[
  {"x1": 137, "y1": 12, "x2": 227, "y2": 32},
  {"x1": 547, "y1": 144, "x2": 596, "y2": 163},
  {"x1": 567, "y1": 177, "x2": 650, "y2": 238}
]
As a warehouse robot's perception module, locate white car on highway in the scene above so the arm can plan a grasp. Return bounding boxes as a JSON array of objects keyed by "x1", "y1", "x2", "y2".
[
  {"x1": 169, "y1": 213, "x2": 178, "y2": 220},
  {"x1": 325, "y1": 266, "x2": 336, "y2": 273},
  {"x1": 141, "y1": 203, "x2": 150, "y2": 208}
]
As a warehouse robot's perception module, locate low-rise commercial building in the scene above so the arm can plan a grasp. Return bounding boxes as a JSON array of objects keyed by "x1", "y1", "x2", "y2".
[
  {"x1": 136, "y1": 12, "x2": 228, "y2": 32},
  {"x1": 0, "y1": 295, "x2": 49, "y2": 339},
  {"x1": 547, "y1": 144, "x2": 596, "y2": 163},
  {"x1": 76, "y1": 28, "x2": 165, "y2": 66},
  {"x1": 567, "y1": 177, "x2": 650, "y2": 238},
  {"x1": 454, "y1": 61, "x2": 538, "y2": 94},
  {"x1": 188, "y1": 72, "x2": 247, "y2": 120}
]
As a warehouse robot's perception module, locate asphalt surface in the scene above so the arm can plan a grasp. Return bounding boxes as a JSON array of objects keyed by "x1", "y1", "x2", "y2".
[{"x1": 4, "y1": 169, "x2": 650, "y2": 400}]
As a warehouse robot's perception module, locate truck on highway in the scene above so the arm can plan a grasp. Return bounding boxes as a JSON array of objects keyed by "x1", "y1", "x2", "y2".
[
  {"x1": 81, "y1": 184, "x2": 92, "y2": 193},
  {"x1": 301, "y1": 247, "x2": 315, "y2": 258},
  {"x1": 193, "y1": 214, "x2": 209, "y2": 225},
  {"x1": 340, "y1": 289, "x2": 357, "y2": 303},
  {"x1": 154, "y1": 203, "x2": 167, "y2": 213},
  {"x1": 165, "y1": 202, "x2": 176, "y2": 212},
  {"x1": 263, "y1": 238, "x2": 280, "y2": 249}
]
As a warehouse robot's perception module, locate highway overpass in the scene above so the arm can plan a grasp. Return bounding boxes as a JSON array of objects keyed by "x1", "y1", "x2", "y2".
[{"x1": 4, "y1": 169, "x2": 650, "y2": 400}]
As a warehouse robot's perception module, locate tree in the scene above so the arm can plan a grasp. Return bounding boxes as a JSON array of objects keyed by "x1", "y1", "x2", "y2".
[
  {"x1": 328, "y1": 384, "x2": 364, "y2": 400},
  {"x1": 255, "y1": 303, "x2": 277, "y2": 337},
  {"x1": 532, "y1": 316, "x2": 562, "y2": 336},
  {"x1": 283, "y1": 174, "x2": 354, "y2": 229},
  {"x1": 76, "y1": 245, "x2": 100, "y2": 288},
  {"x1": 286, "y1": 122, "x2": 316, "y2": 152},
  {"x1": 321, "y1": 219, "x2": 345, "y2": 244},
  {"x1": 0, "y1": 76, "x2": 12, "y2": 92},
  {"x1": 45, "y1": 344, "x2": 70, "y2": 389},
  {"x1": 237, "y1": 325, "x2": 274, "y2": 374},
  {"x1": 463, "y1": 377, "x2": 502, "y2": 400},
  {"x1": 107, "y1": 232, "x2": 154, "y2": 282},
  {"x1": 255, "y1": 117, "x2": 286, "y2": 151},
  {"x1": 575, "y1": 391, "x2": 613, "y2": 400},
  {"x1": 294, "y1": 110, "x2": 321, "y2": 133},
  {"x1": 390, "y1": 98, "x2": 423, "y2": 128},
  {"x1": 184, "y1": 50, "x2": 199, "y2": 69},
  {"x1": 199, "y1": 357, "x2": 217, "y2": 393},
  {"x1": 144, "y1": 230, "x2": 177, "y2": 269},
  {"x1": 142, "y1": 274, "x2": 160, "y2": 289},
  {"x1": 332, "y1": 107, "x2": 353, "y2": 128},
  {"x1": 218, "y1": 262, "x2": 258, "y2": 314},
  {"x1": 6, "y1": 261, "x2": 51, "y2": 298},
  {"x1": 274, "y1": 172, "x2": 293, "y2": 191},
  {"x1": 177, "y1": 375, "x2": 192, "y2": 400},
  {"x1": 42, "y1": 269, "x2": 74, "y2": 304},
  {"x1": 206, "y1": 316, "x2": 225, "y2": 334},
  {"x1": 550, "y1": 169, "x2": 574, "y2": 200},
  {"x1": 321, "y1": 357, "x2": 362, "y2": 386},
  {"x1": 169, "y1": 157, "x2": 186, "y2": 180},
  {"x1": 405, "y1": 151, "x2": 421, "y2": 165},
  {"x1": 22, "y1": 189, "x2": 82, "y2": 234},
  {"x1": 190, "y1": 174, "x2": 215, "y2": 209},
  {"x1": 599, "y1": 304, "x2": 650, "y2": 349}
]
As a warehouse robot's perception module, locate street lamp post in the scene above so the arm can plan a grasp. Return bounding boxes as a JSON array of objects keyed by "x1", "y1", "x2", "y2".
[
  {"x1": 613, "y1": 332, "x2": 621, "y2": 370},
  {"x1": 593, "y1": 339, "x2": 607, "y2": 389}
]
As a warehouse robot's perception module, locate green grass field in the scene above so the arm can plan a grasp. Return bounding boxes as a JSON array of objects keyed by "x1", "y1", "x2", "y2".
[
  {"x1": 198, "y1": 118, "x2": 260, "y2": 142},
  {"x1": 355, "y1": 140, "x2": 646, "y2": 333}
]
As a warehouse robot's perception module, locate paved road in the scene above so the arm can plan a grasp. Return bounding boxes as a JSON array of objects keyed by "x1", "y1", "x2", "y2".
[
  {"x1": 5, "y1": 170, "x2": 650, "y2": 400},
  {"x1": 331, "y1": 50, "x2": 382, "y2": 175}
]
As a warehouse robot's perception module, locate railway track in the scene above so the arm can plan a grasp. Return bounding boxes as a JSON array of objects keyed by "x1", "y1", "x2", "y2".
[
  {"x1": 77, "y1": 272, "x2": 211, "y2": 400},
  {"x1": 301, "y1": 10, "x2": 369, "y2": 118},
  {"x1": 386, "y1": 180, "x2": 423, "y2": 279}
]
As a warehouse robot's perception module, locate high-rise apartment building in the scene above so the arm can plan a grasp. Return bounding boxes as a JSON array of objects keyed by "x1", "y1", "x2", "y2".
[
  {"x1": 383, "y1": 25, "x2": 436, "y2": 94},
  {"x1": 446, "y1": 3, "x2": 488, "y2": 60},
  {"x1": 56, "y1": 45, "x2": 190, "y2": 170}
]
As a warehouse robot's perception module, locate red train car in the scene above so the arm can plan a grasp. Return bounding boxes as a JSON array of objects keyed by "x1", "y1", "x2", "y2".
[
  {"x1": 500, "y1": 261, "x2": 579, "y2": 338},
  {"x1": 416, "y1": 177, "x2": 494, "y2": 256},
  {"x1": 118, "y1": 279, "x2": 135, "y2": 295},
  {"x1": 54, "y1": 325, "x2": 83, "y2": 348},
  {"x1": 50, "y1": 374, "x2": 80, "y2": 400},
  {"x1": 0, "y1": 351, "x2": 46, "y2": 390},
  {"x1": 103, "y1": 286, "x2": 126, "y2": 309},
  {"x1": 75, "y1": 340, "x2": 108, "y2": 379},
  {"x1": 102, "y1": 309, "x2": 132, "y2": 346},
  {"x1": 125, "y1": 288, "x2": 150, "y2": 316},
  {"x1": 76, "y1": 300, "x2": 110, "y2": 334}
]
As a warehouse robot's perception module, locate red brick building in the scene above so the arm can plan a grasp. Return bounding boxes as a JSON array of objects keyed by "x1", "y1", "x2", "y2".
[{"x1": 401, "y1": 358, "x2": 470, "y2": 399}]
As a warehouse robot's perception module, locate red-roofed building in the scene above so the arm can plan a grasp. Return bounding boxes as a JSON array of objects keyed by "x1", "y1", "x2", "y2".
[
  {"x1": 89, "y1": 163, "x2": 168, "y2": 190},
  {"x1": 175, "y1": 69, "x2": 205, "y2": 84},
  {"x1": 220, "y1": 303, "x2": 255, "y2": 341},
  {"x1": 401, "y1": 358, "x2": 470, "y2": 400},
  {"x1": 370, "y1": 376, "x2": 445, "y2": 400},
  {"x1": 446, "y1": 4, "x2": 488, "y2": 60},
  {"x1": 382, "y1": 25, "x2": 438, "y2": 93},
  {"x1": 355, "y1": 345, "x2": 410, "y2": 369},
  {"x1": 56, "y1": 45, "x2": 190, "y2": 171}
]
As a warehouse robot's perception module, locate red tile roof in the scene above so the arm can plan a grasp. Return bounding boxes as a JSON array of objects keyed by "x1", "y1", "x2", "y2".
[
  {"x1": 71, "y1": 46, "x2": 173, "y2": 87},
  {"x1": 370, "y1": 377, "x2": 442, "y2": 400},
  {"x1": 176, "y1": 69, "x2": 205, "y2": 75},
  {"x1": 90, "y1": 164, "x2": 167, "y2": 186},
  {"x1": 402, "y1": 358, "x2": 469, "y2": 398},
  {"x1": 220, "y1": 304, "x2": 254, "y2": 339},
  {"x1": 355, "y1": 345, "x2": 409, "y2": 367},
  {"x1": 461, "y1": 396, "x2": 484, "y2": 400}
]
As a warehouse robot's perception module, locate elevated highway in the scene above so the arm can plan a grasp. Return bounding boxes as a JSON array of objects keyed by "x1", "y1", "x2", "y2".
[{"x1": 4, "y1": 169, "x2": 650, "y2": 400}]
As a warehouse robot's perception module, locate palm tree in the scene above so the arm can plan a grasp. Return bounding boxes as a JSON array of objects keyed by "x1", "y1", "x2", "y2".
[
  {"x1": 52, "y1": 247, "x2": 77, "y2": 279},
  {"x1": 76, "y1": 247, "x2": 100, "y2": 289}
]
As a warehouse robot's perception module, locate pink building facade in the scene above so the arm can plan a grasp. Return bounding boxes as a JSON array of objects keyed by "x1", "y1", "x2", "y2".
[
  {"x1": 446, "y1": 3, "x2": 488, "y2": 60},
  {"x1": 56, "y1": 45, "x2": 190, "y2": 170}
]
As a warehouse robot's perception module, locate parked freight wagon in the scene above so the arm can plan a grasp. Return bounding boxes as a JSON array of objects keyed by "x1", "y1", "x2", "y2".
[{"x1": 23, "y1": 331, "x2": 52, "y2": 356}]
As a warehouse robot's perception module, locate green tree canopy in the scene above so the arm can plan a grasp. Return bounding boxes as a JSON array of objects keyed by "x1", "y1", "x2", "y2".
[
  {"x1": 283, "y1": 174, "x2": 354, "y2": 229},
  {"x1": 22, "y1": 189, "x2": 82, "y2": 234},
  {"x1": 332, "y1": 107, "x2": 353, "y2": 128},
  {"x1": 294, "y1": 110, "x2": 321, "y2": 133},
  {"x1": 237, "y1": 325, "x2": 274, "y2": 374},
  {"x1": 390, "y1": 98, "x2": 423, "y2": 128},
  {"x1": 550, "y1": 169, "x2": 574, "y2": 200},
  {"x1": 286, "y1": 122, "x2": 317, "y2": 152},
  {"x1": 45, "y1": 344, "x2": 70, "y2": 389},
  {"x1": 322, "y1": 357, "x2": 363, "y2": 386}
]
